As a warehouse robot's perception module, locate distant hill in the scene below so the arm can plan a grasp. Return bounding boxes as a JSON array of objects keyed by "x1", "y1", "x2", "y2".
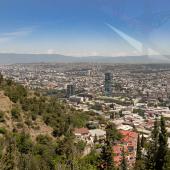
[{"x1": 0, "y1": 53, "x2": 170, "y2": 64}]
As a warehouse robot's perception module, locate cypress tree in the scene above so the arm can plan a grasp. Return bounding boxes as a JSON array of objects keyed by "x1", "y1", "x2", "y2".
[
  {"x1": 155, "y1": 116, "x2": 168, "y2": 170},
  {"x1": 106, "y1": 123, "x2": 122, "y2": 144},
  {"x1": 99, "y1": 140, "x2": 115, "y2": 170},
  {"x1": 120, "y1": 147, "x2": 127, "y2": 170},
  {"x1": 135, "y1": 135, "x2": 144, "y2": 170},
  {"x1": 145, "y1": 119, "x2": 159, "y2": 170},
  {"x1": 0, "y1": 73, "x2": 3, "y2": 85},
  {"x1": 141, "y1": 134, "x2": 145, "y2": 148},
  {"x1": 136, "y1": 134, "x2": 142, "y2": 160}
]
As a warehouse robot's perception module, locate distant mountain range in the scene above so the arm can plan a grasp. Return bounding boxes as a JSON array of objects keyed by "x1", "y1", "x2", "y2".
[{"x1": 0, "y1": 53, "x2": 170, "y2": 64}]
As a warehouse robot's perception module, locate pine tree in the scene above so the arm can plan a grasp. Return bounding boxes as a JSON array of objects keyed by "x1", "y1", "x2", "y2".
[
  {"x1": 120, "y1": 147, "x2": 127, "y2": 170},
  {"x1": 145, "y1": 119, "x2": 159, "y2": 170},
  {"x1": 155, "y1": 116, "x2": 168, "y2": 170},
  {"x1": 99, "y1": 140, "x2": 115, "y2": 170}
]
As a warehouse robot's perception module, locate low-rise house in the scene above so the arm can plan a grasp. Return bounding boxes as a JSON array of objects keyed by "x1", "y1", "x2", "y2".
[
  {"x1": 89, "y1": 129, "x2": 106, "y2": 142},
  {"x1": 74, "y1": 128, "x2": 90, "y2": 142}
]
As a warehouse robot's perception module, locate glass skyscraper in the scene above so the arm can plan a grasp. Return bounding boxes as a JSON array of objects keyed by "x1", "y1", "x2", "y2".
[
  {"x1": 67, "y1": 84, "x2": 75, "y2": 98},
  {"x1": 105, "y1": 72, "x2": 113, "y2": 97}
]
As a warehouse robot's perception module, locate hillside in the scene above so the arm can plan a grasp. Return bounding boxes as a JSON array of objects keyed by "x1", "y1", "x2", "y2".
[{"x1": 0, "y1": 75, "x2": 100, "y2": 170}]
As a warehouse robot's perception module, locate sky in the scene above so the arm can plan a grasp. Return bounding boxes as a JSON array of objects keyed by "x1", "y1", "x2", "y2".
[{"x1": 0, "y1": 0, "x2": 170, "y2": 57}]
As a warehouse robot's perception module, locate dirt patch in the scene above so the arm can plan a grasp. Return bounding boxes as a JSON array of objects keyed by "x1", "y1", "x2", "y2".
[{"x1": 0, "y1": 91, "x2": 12, "y2": 112}]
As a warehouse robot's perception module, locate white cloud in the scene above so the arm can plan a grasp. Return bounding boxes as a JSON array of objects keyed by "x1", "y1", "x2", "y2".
[
  {"x1": 47, "y1": 49, "x2": 58, "y2": 55},
  {"x1": 2, "y1": 30, "x2": 32, "y2": 37},
  {"x1": 0, "y1": 27, "x2": 34, "y2": 44},
  {"x1": 0, "y1": 37, "x2": 11, "y2": 43}
]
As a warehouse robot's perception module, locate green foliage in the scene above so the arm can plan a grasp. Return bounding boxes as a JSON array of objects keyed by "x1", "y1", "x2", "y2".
[
  {"x1": 36, "y1": 135, "x2": 52, "y2": 145},
  {"x1": 1, "y1": 138, "x2": 18, "y2": 170},
  {"x1": 135, "y1": 134, "x2": 145, "y2": 170},
  {"x1": 133, "y1": 109, "x2": 145, "y2": 118},
  {"x1": 0, "y1": 79, "x2": 113, "y2": 170},
  {"x1": 99, "y1": 140, "x2": 115, "y2": 170},
  {"x1": 155, "y1": 116, "x2": 168, "y2": 170},
  {"x1": 55, "y1": 131, "x2": 75, "y2": 159},
  {"x1": 0, "y1": 127, "x2": 7, "y2": 135},
  {"x1": 0, "y1": 73, "x2": 3, "y2": 85},
  {"x1": 106, "y1": 123, "x2": 122, "y2": 144},
  {"x1": 120, "y1": 147, "x2": 127, "y2": 170},
  {"x1": 145, "y1": 117, "x2": 168, "y2": 170},
  {"x1": 136, "y1": 135, "x2": 142, "y2": 160},
  {"x1": 75, "y1": 140, "x2": 86, "y2": 154},
  {"x1": 4, "y1": 83, "x2": 27, "y2": 103},
  {"x1": 82, "y1": 149, "x2": 99, "y2": 167},
  {"x1": 141, "y1": 134, "x2": 145, "y2": 148},
  {"x1": 11, "y1": 106, "x2": 20, "y2": 120},
  {"x1": 165, "y1": 150, "x2": 170, "y2": 170},
  {"x1": 16, "y1": 132, "x2": 32, "y2": 154},
  {"x1": 145, "y1": 119, "x2": 159, "y2": 170},
  {"x1": 33, "y1": 143, "x2": 56, "y2": 169},
  {"x1": 134, "y1": 160, "x2": 145, "y2": 170},
  {"x1": 77, "y1": 151, "x2": 99, "y2": 170}
]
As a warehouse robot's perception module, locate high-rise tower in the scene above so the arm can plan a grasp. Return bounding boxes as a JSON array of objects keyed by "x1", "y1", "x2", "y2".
[
  {"x1": 66, "y1": 84, "x2": 75, "y2": 98},
  {"x1": 104, "y1": 72, "x2": 113, "y2": 97}
]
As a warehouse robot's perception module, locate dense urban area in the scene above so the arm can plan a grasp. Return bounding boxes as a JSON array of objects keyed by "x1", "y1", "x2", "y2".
[{"x1": 0, "y1": 63, "x2": 170, "y2": 170}]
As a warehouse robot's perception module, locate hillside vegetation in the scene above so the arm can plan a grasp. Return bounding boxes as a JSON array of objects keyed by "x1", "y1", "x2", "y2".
[{"x1": 0, "y1": 75, "x2": 99, "y2": 170}]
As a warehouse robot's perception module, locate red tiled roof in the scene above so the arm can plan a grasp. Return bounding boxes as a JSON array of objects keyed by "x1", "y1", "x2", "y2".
[
  {"x1": 120, "y1": 130, "x2": 138, "y2": 143},
  {"x1": 120, "y1": 130, "x2": 138, "y2": 138},
  {"x1": 74, "y1": 128, "x2": 89, "y2": 135},
  {"x1": 112, "y1": 130, "x2": 138, "y2": 167}
]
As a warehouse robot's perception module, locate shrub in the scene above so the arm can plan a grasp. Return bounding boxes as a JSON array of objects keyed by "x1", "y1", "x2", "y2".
[
  {"x1": 0, "y1": 127, "x2": 6, "y2": 134},
  {"x1": 11, "y1": 107, "x2": 20, "y2": 120}
]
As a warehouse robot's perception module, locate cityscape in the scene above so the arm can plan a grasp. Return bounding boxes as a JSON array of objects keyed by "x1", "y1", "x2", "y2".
[
  {"x1": 0, "y1": 0, "x2": 170, "y2": 169},
  {"x1": 1, "y1": 63, "x2": 170, "y2": 168}
]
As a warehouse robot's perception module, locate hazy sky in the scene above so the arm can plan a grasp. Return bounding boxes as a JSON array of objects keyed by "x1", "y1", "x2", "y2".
[{"x1": 0, "y1": 0, "x2": 170, "y2": 56}]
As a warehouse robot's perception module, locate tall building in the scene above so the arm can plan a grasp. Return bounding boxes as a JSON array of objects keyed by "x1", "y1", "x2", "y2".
[
  {"x1": 67, "y1": 84, "x2": 75, "y2": 98},
  {"x1": 166, "y1": 78, "x2": 170, "y2": 98},
  {"x1": 104, "y1": 72, "x2": 113, "y2": 96}
]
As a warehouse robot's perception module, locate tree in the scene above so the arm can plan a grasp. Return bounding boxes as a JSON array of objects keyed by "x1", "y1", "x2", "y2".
[
  {"x1": 136, "y1": 135, "x2": 142, "y2": 160},
  {"x1": 99, "y1": 140, "x2": 115, "y2": 170},
  {"x1": 145, "y1": 119, "x2": 159, "y2": 170},
  {"x1": 164, "y1": 150, "x2": 170, "y2": 170},
  {"x1": 94, "y1": 134, "x2": 98, "y2": 144},
  {"x1": 141, "y1": 134, "x2": 145, "y2": 148},
  {"x1": 0, "y1": 73, "x2": 3, "y2": 84},
  {"x1": 16, "y1": 132, "x2": 32, "y2": 154},
  {"x1": 1, "y1": 138, "x2": 18, "y2": 170},
  {"x1": 120, "y1": 147, "x2": 127, "y2": 170},
  {"x1": 11, "y1": 106, "x2": 20, "y2": 120},
  {"x1": 106, "y1": 123, "x2": 122, "y2": 144},
  {"x1": 155, "y1": 116, "x2": 168, "y2": 170},
  {"x1": 135, "y1": 135, "x2": 144, "y2": 170}
]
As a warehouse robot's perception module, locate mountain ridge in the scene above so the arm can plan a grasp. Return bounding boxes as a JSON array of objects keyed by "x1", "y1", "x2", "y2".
[{"x1": 0, "y1": 53, "x2": 169, "y2": 64}]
